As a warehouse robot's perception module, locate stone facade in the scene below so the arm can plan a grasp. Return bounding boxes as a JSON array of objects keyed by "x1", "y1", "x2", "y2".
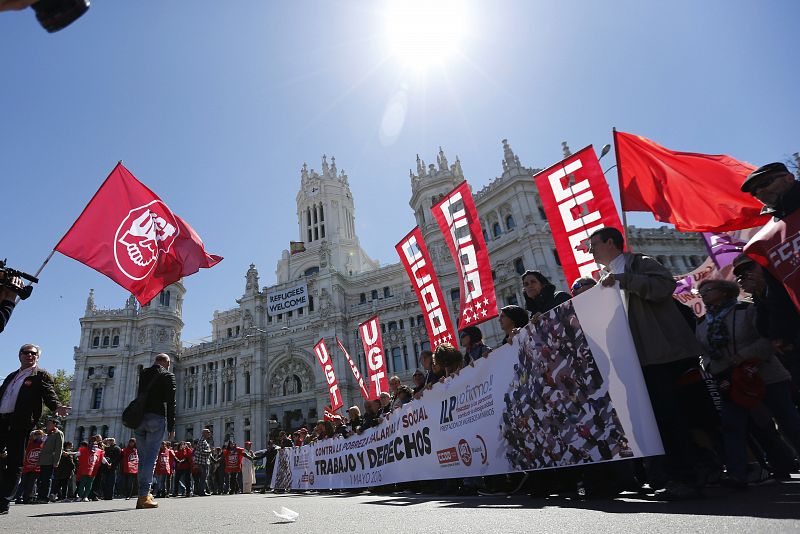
[{"x1": 66, "y1": 141, "x2": 707, "y2": 449}]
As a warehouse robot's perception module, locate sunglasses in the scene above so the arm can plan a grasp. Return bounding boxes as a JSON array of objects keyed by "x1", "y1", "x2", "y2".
[{"x1": 20, "y1": 350, "x2": 38, "y2": 356}]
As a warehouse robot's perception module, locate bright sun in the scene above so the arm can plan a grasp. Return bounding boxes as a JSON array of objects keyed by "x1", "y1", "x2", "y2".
[{"x1": 385, "y1": 0, "x2": 466, "y2": 70}]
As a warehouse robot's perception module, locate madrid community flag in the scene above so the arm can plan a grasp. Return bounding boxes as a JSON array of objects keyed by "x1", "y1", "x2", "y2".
[
  {"x1": 614, "y1": 130, "x2": 769, "y2": 232},
  {"x1": 55, "y1": 162, "x2": 223, "y2": 305}
]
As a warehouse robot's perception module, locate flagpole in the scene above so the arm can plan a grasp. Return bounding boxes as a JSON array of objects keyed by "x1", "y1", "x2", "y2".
[{"x1": 612, "y1": 127, "x2": 631, "y2": 250}]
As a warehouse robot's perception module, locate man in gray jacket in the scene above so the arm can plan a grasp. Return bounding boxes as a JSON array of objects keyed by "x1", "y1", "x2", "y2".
[
  {"x1": 589, "y1": 227, "x2": 705, "y2": 500},
  {"x1": 36, "y1": 418, "x2": 64, "y2": 503}
]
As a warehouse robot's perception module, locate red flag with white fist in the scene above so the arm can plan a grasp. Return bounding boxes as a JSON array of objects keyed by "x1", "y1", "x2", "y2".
[{"x1": 55, "y1": 162, "x2": 222, "y2": 305}]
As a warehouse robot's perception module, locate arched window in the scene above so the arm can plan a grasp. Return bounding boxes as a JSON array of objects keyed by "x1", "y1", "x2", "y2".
[
  {"x1": 92, "y1": 336, "x2": 100, "y2": 348},
  {"x1": 108, "y1": 366, "x2": 115, "y2": 378},
  {"x1": 514, "y1": 258, "x2": 525, "y2": 275},
  {"x1": 383, "y1": 286, "x2": 392, "y2": 298},
  {"x1": 450, "y1": 288, "x2": 460, "y2": 301},
  {"x1": 492, "y1": 222, "x2": 502, "y2": 237},
  {"x1": 319, "y1": 203, "x2": 324, "y2": 221},
  {"x1": 101, "y1": 425, "x2": 108, "y2": 438},
  {"x1": 77, "y1": 426, "x2": 85, "y2": 443},
  {"x1": 283, "y1": 375, "x2": 302, "y2": 396},
  {"x1": 102, "y1": 336, "x2": 109, "y2": 347},
  {"x1": 112, "y1": 335, "x2": 119, "y2": 347},
  {"x1": 506, "y1": 215, "x2": 516, "y2": 230},
  {"x1": 388, "y1": 321, "x2": 398, "y2": 331},
  {"x1": 313, "y1": 206, "x2": 318, "y2": 224},
  {"x1": 89, "y1": 425, "x2": 97, "y2": 437},
  {"x1": 159, "y1": 290, "x2": 170, "y2": 307},
  {"x1": 371, "y1": 289, "x2": 378, "y2": 300},
  {"x1": 392, "y1": 347, "x2": 404, "y2": 372},
  {"x1": 309, "y1": 295, "x2": 315, "y2": 311},
  {"x1": 320, "y1": 224, "x2": 325, "y2": 238},
  {"x1": 307, "y1": 208, "x2": 311, "y2": 226},
  {"x1": 482, "y1": 229, "x2": 489, "y2": 242},
  {"x1": 304, "y1": 266, "x2": 320, "y2": 277}
]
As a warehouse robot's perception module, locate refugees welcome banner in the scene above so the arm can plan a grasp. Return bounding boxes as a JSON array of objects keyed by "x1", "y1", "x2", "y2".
[{"x1": 272, "y1": 288, "x2": 663, "y2": 490}]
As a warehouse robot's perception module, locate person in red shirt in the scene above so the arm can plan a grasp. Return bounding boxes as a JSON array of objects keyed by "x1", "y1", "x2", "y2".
[
  {"x1": 153, "y1": 442, "x2": 176, "y2": 498},
  {"x1": 172, "y1": 441, "x2": 193, "y2": 497},
  {"x1": 18, "y1": 429, "x2": 45, "y2": 504},
  {"x1": 222, "y1": 441, "x2": 244, "y2": 494},
  {"x1": 120, "y1": 438, "x2": 139, "y2": 500},
  {"x1": 75, "y1": 435, "x2": 108, "y2": 502}
]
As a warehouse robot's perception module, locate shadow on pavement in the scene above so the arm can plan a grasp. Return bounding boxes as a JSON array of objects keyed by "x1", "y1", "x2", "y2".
[{"x1": 28, "y1": 508, "x2": 131, "y2": 518}]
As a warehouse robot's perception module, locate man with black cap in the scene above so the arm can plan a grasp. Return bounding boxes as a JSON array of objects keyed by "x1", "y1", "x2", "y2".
[{"x1": 740, "y1": 162, "x2": 800, "y2": 357}]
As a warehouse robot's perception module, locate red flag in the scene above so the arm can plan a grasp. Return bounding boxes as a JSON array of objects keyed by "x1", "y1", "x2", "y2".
[
  {"x1": 358, "y1": 316, "x2": 389, "y2": 400},
  {"x1": 336, "y1": 336, "x2": 370, "y2": 401},
  {"x1": 313, "y1": 339, "x2": 344, "y2": 411},
  {"x1": 534, "y1": 146, "x2": 624, "y2": 283},
  {"x1": 323, "y1": 406, "x2": 338, "y2": 421},
  {"x1": 431, "y1": 182, "x2": 499, "y2": 330},
  {"x1": 614, "y1": 131, "x2": 769, "y2": 232},
  {"x1": 55, "y1": 163, "x2": 222, "y2": 305},
  {"x1": 395, "y1": 228, "x2": 457, "y2": 349}
]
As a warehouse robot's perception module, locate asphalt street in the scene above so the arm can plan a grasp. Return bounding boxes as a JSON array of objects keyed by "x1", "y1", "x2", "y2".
[{"x1": 3, "y1": 479, "x2": 800, "y2": 533}]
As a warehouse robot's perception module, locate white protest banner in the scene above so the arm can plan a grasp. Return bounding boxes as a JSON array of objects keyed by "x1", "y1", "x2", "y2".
[
  {"x1": 271, "y1": 287, "x2": 662, "y2": 490},
  {"x1": 267, "y1": 282, "x2": 308, "y2": 316}
]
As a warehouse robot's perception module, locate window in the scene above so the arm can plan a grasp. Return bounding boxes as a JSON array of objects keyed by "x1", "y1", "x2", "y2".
[
  {"x1": 359, "y1": 293, "x2": 366, "y2": 304},
  {"x1": 102, "y1": 336, "x2": 109, "y2": 347},
  {"x1": 383, "y1": 286, "x2": 391, "y2": 298},
  {"x1": 399, "y1": 319, "x2": 404, "y2": 330},
  {"x1": 92, "y1": 387, "x2": 103, "y2": 410},
  {"x1": 304, "y1": 266, "x2": 320, "y2": 277},
  {"x1": 188, "y1": 387, "x2": 194, "y2": 407},
  {"x1": 236, "y1": 326, "x2": 240, "y2": 336},
  {"x1": 309, "y1": 296, "x2": 314, "y2": 312},
  {"x1": 514, "y1": 258, "x2": 525, "y2": 275},
  {"x1": 298, "y1": 307, "x2": 304, "y2": 315},
  {"x1": 506, "y1": 215, "x2": 516, "y2": 230},
  {"x1": 277, "y1": 313, "x2": 282, "y2": 321},
  {"x1": 87, "y1": 367, "x2": 94, "y2": 378},
  {"x1": 450, "y1": 288, "x2": 460, "y2": 301},
  {"x1": 208, "y1": 384, "x2": 214, "y2": 405},
  {"x1": 507, "y1": 294, "x2": 519, "y2": 306},
  {"x1": 381, "y1": 323, "x2": 386, "y2": 334},
  {"x1": 388, "y1": 321, "x2": 398, "y2": 332},
  {"x1": 77, "y1": 426, "x2": 85, "y2": 443},
  {"x1": 391, "y1": 347, "x2": 403, "y2": 373},
  {"x1": 538, "y1": 205, "x2": 546, "y2": 219},
  {"x1": 226, "y1": 381, "x2": 233, "y2": 401},
  {"x1": 108, "y1": 366, "x2": 115, "y2": 378},
  {"x1": 227, "y1": 328, "x2": 232, "y2": 338},
  {"x1": 92, "y1": 336, "x2": 99, "y2": 348},
  {"x1": 492, "y1": 222, "x2": 502, "y2": 237},
  {"x1": 185, "y1": 426, "x2": 194, "y2": 441},
  {"x1": 371, "y1": 289, "x2": 378, "y2": 300},
  {"x1": 491, "y1": 270, "x2": 496, "y2": 280},
  {"x1": 553, "y1": 249, "x2": 562, "y2": 266},
  {"x1": 320, "y1": 224, "x2": 325, "y2": 238},
  {"x1": 482, "y1": 229, "x2": 489, "y2": 242},
  {"x1": 245, "y1": 371, "x2": 251, "y2": 394},
  {"x1": 89, "y1": 425, "x2": 97, "y2": 437},
  {"x1": 112, "y1": 335, "x2": 119, "y2": 347},
  {"x1": 288, "y1": 311, "x2": 293, "y2": 318},
  {"x1": 409, "y1": 317, "x2": 414, "y2": 327},
  {"x1": 159, "y1": 290, "x2": 170, "y2": 307}
]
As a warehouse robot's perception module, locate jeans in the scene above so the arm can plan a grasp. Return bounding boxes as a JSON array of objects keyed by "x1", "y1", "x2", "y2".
[
  {"x1": 194, "y1": 465, "x2": 209, "y2": 495},
  {"x1": 173, "y1": 469, "x2": 192, "y2": 496},
  {"x1": 134, "y1": 413, "x2": 166, "y2": 497},
  {"x1": 102, "y1": 467, "x2": 117, "y2": 499},
  {"x1": 36, "y1": 465, "x2": 54, "y2": 500}
]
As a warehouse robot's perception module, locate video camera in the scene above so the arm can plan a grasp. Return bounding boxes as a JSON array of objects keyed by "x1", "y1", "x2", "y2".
[{"x1": 0, "y1": 259, "x2": 38, "y2": 300}]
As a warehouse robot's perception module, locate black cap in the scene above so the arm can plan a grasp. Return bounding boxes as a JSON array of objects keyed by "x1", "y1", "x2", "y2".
[
  {"x1": 741, "y1": 162, "x2": 791, "y2": 193},
  {"x1": 731, "y1": 253, "x2": 756, "y2": 275}
]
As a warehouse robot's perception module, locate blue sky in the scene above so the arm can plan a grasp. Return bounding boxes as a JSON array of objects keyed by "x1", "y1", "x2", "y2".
[{"x1": 1, "y1": 0, "x2": 798, "y2": 377}]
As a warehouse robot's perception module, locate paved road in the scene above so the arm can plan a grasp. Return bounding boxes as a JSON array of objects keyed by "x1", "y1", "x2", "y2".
[{"x1": 3, "y1": 479, "x2": 800, "y2": 533}]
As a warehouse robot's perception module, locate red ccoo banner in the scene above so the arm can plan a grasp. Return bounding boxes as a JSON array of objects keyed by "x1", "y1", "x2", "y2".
[
  {"x1": 395, "y1": 228, "x2": 457, "y2": 348},
  {"x1": 313, "y1": 339, "x2": 343, "y2": 411},
  {"x1": 336, "y1": 336, "x2": 370, "y2": 401},
  {"x1": 533, "y1": 146, "x2": 624, "y2": 285},
  {"x1": 358, "y1": 316, "x2": 390, "y2": 400},
  {"x1": 431, "y1": 182, "x2": 499, "y2": 330}
]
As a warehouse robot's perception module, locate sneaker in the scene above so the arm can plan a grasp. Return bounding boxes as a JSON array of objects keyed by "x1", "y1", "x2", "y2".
[{"x1": 653, "y1": 480, "x2": 700, "y2": 501}]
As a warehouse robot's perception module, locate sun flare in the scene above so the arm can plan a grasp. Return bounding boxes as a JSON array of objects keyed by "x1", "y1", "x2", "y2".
[{"x1": 385, "y1": 0, "x2": 466, "y2": 70}]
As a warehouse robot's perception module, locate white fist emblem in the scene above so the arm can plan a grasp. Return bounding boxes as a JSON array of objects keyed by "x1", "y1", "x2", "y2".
[{"x1": 114, "y1": 201, "x2": 180, "y2": 280}]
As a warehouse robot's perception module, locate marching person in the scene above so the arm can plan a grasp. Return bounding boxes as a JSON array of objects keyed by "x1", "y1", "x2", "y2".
[
  {"x1": 522, "y1": 269, "x2": 571, "y2": 320},
  {"x1": 459, "y1": 326, "x2": 492, "y2": 366},
  {"x1": 223, "y1": 441, "x2": 244, "y2": 494},
  {"x1": 133, "y1": 353, "x2": 176, "y2": 509},
  {"x1": 120, "y1": 438, "x2": 139, "y2": 500},
  {"x1": 19, "y1": 429, "x2": 45, "y2": 504},
  {"x1": 589, "y1": 227, "x2": 706, "y2": 500},
  {"x1": 0, "y1": 343, "x2": 70, "y2": 515},
  {"x1": 241, "y1": 441, "x2": 256, "y2": 494},
  {"x1": 192, "y1": 429, "x2": 212, "y2": 496},
  {"x1": 741, "y1": 163, "x2": 800, "y2": 359}
]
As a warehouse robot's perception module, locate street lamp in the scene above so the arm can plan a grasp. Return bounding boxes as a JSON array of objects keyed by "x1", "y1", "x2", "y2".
[{"x1": 599, "y1": 144, "x2": 611, "y2": 161}]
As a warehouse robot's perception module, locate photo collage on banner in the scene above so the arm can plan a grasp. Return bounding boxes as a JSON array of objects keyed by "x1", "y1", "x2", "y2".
[{"x1": 272, "y1": 288, "x2": 662, "y2": 490}]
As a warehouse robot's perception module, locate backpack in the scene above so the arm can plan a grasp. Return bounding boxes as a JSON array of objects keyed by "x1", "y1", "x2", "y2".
[{"x1": 122, "y1": 367, "x2": 161, "y2": 429}]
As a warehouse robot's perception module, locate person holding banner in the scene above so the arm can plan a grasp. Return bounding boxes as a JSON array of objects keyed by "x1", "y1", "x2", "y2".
[
  {"x1": 741, "y1": 163, "x2": 800, "y2": 357},
  {"x1": 522, "y1": 270, "x2": 571, "y2": 321},
  {"x1": 459, "y1": 326, "x2": 492, "y2": 366},
  {"x1": 498, "y1": 305, "x2": 529, "y2": 345},
  {"x1": 589, "y1": 227, "x2": 706, "y2": 500}
]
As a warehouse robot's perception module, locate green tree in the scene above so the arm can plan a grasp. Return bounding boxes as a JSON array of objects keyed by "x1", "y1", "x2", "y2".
[{"x1": 37, "y1": 369, "x2": 72, "y2": 428}]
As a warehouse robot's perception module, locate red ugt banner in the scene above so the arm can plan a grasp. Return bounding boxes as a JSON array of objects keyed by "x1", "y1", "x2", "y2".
[
  {"x1": 55, "y1": 162, "x2": 223, "y2": 305},
  {"x1": 431, "y1": 182, "x2": 499, "y2": 330},
  {"x1": 358, "y1": 316, "x2": 389, "y2": 400},
  {"x1": 313, "y1": 339, "x2": 343, "y2": 411},
  {"x1": 336, "y1": 336, "x2": 370, "y2": 401},
  {"x1": 395, "y1": 228, "x2": 457, "y2": 348},
  {"x1": 534, "y1": 146, "x2": 623, "y2": 284}
]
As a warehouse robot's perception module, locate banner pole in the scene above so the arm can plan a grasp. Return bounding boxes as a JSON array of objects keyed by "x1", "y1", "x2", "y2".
[{"x1": 612, "y1": 127, "x2": 631, "y2": 251}]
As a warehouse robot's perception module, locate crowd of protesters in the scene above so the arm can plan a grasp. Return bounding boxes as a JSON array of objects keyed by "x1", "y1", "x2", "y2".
[{"x1": 5, "y1": 163, "x2": 800, "y2": 506}]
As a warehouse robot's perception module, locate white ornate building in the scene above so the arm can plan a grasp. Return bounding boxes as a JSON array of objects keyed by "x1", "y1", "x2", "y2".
[{"x1": 65, "y1": 141, "x2": 707, "y2": 448}]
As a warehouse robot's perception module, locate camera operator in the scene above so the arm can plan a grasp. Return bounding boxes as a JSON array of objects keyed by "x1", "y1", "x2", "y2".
[{"x1": 0, "y1": 275, "x2": 23, "y2": 334}]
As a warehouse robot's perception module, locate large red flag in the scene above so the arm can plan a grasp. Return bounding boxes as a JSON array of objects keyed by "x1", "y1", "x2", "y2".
[
  {"x1": 431, "y1": 182, "x2": 499, "y2": 330},
  {"x1": 395, "y1": 228, "x2": 457, "y2": 349},
  {"x1": 534, "y1": 146, "x2": 624, "y2": 284},
  {"x1": 55, "y1": 163, "x2": 222, "y2": 305},
  {"x1": 614, "y1": 130, "x2": 769, "y2": 232}
]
